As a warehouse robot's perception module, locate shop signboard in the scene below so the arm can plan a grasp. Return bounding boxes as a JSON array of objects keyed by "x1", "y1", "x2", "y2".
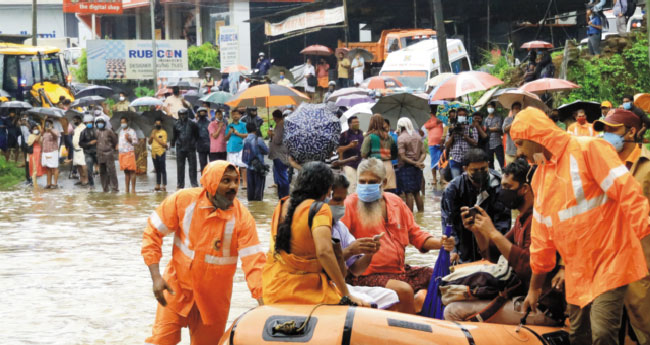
[
  {"x1": 63, "y1": 0, "x2": 123, "y2": 14},
  {"x1": 264, "y1": 6, "x2": 344, "y2": 37},
  {"x1": 219, "y1": 26, "x2": 239, "y2": 69},
  {"x1": 87, "y1": 40, "x2": 188, "y2": 80}
]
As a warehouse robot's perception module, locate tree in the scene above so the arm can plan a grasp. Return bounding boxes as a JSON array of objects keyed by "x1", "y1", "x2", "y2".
[{"x1": 188, "y1": 42, "x2": 220, "y2": 70}]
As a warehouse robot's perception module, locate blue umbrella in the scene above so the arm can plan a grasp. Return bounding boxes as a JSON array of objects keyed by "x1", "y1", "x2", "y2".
[
  {"x1": 420, "y1": 225, "x2": 452, "y2": 319},
  {"x1": 283, "y1": 103, "x2": 340, "y2": 164}
]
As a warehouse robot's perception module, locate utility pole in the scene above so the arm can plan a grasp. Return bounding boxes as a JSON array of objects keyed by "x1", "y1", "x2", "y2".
[
  {"x1": 150, "y1": 0, "x2": 158, "y2": 92},
  {"x1": 32, "y1": 0, "x2": 37, "y2": 45},
  {"x1": 487, "y1": 0, "x2": 490, "y2": 48},
  {"x1": 432, "y1": 0, "x2": 450, "y2": 72},
  {"x1": 342, "y1": 0, "x2": 349, "y2": 46},
  {"x1": 414, "y1": 0, "x2": 417, "y2": 28},
  {"x1": 647, "y1": 9, "x2": 650, "y2": 68}
]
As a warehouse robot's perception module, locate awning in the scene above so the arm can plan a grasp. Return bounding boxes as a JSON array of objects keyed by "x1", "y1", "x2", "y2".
[{"x1": 122, "y1": 0, "x2": 149, "y2": 9}]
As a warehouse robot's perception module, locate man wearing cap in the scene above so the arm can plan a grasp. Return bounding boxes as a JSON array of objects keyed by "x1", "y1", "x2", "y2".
[
  {"x1": 241, "y1": 107, "x2": 264, "y2": 130},
  {"x1": 324, "y1": 81, "x2": 337, "y2": 102},
  {"x1": 594, "y1": 110, "x2": 650, "y2": 344},
  {"x1": 255, "y1": 52, "x2": 271, "y2": 76},
  {"x1": 93, "y1": 106, "x2": 112, "y2": 130},
  {"x1": 567, "y1": 109, "x2": 596, "y2": 137},
  {"x1": 600, "y1": 101, "x2": 612, "y2": 119}
]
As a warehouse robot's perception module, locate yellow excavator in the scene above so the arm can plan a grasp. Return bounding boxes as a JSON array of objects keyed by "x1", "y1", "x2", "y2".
[{"x1": 0, "y1": 43, "x2": 74, "y2": 107}]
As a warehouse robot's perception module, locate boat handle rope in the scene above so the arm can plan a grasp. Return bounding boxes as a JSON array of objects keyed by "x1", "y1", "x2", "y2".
[{"x1": 272, "y1": 303, "x2": 329, "y2": 335}]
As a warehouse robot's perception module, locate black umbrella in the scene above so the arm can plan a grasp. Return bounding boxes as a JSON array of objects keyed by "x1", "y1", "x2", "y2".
[
  {"x1": 142, "y1": 109, "x2": 176, "y2": 137},
  {"x1": 198, "y1": 67, "x2": 221, "y2": 80},
  {"x1": 557, "y1": 100, "x2": 601, "y2": 122},
  {"x1": 27, "y1": 107, "x2": 65, "y2": 119},
  {"x1": 183, "y1": 89, "x2": 201, "y2": 106},
  {"x1": 74, "y1": 85, "x2": 114, "y2": 98},
  {"x1": 0, "y1": 101, "x2": 32, "y2": 109},
  {"x1": 72, "y1": 95, "x2": 106, "y2": 108},
  {"x1": 111, "y1": 111, "x2": 151, "y2": 135},
  {"x1": 168, "y1": 80, "x2": 198, "y2": 90},
  {"x1": 64, "y1": 109, "x2": 85, "y2": 123}
]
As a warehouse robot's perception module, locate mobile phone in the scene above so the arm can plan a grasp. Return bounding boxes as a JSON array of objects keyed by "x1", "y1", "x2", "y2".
[{"x1": 468, "y1": 207, "x2": 479, "y2": 218}]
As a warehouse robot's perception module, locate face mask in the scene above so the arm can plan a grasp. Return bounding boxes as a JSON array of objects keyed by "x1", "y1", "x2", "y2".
[
  {"x1": 487, "y1": 107, "x2": 495, "y2": 114},
  {"x1": 120, "y1": 123, "x2": 128, "y2": 129},
  {"x1": 86, "y1": 123, "x2": 93, "y2": 129},
  {"x1": 119, "y1": 96, "x2": 125, "y2": 101},
  {"x1": 603, "y1": 132, "x2": 624, "y2": 152},
  {"x1": 206, "y1": 73, "x2": 211, "y2": 78},
  {"x1": 623, "y1": 102, "x2": 632, "y2": 110},
  {"x1": 457, "y1": 116, "x2": 467, "y2": 124},
  {"x1": 32, "y1": 129, "x2": 39, "y2": 135},
  {"x1": 470, "y1": 170, "x2": 489, "y2": 188},
  {"x1": 155, "y1": 124, "x2": 162, "y2": 130},
  {"x1": 280, "y1": 75, "x2": 284, "y2": 79},
  {"x1": 330, "y1": 205, "x2": 346, "y2": 223},
  {"x1": 357, "y1": 183, "x2": 382, "y2": 203},
  {"x1": 199, "y1": 113, "x2": 207, "y2": 118},
  {"x1": 97, "y1": 123, "x2": 105, "y2": 129},
  {"x1": 577, "y1": 117, "x2": 587, "y2": 125},
  {"x1": 498, "y1": 186, "x2": 525, "y2": 210}
]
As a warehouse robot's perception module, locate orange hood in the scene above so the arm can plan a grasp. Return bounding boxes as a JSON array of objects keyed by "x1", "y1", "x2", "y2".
[
  {"x1": 510, "y1": 107, "x2": 571, "y2": 162},
  {"x1": 200, "y1": 160, "x2": 240, "y2": 196}
]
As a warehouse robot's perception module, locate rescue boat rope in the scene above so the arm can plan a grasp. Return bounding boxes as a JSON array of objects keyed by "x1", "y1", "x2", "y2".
[{"x1": 272, "y1": 303, "x2": 327, "y2": 335}]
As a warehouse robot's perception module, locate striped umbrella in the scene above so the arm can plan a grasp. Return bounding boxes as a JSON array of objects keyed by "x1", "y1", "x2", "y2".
[
  {"x1": 226, "y1": 84, "x2": 308, "y2": 109},
  {"x1": 429, "y1": 71, "x2": 503, "y2": 101}
]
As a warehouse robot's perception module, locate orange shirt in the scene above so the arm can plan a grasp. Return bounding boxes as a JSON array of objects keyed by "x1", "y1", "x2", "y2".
[
  {"x1": 424, "y1": 116, "x2": 444, "y2": 146},
  {"x1": 341, "y1": 192, "x2": 432, "y2": 276},
  {"x1": 567, "y1": 122, "x2": 596, "y2": 137}
]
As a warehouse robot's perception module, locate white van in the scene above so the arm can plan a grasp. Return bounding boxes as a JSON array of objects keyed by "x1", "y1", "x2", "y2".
[{"x1": 379, "y1": 39, "x2": 472, "y2": 92}]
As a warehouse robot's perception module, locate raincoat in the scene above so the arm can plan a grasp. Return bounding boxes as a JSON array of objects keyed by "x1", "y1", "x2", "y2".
[
  {"x1": 510, "y1": 107, "x2": 650, "y2": 308},
  {"x1": 141, "y1": 161, "x2": 265, "y2": 342}
]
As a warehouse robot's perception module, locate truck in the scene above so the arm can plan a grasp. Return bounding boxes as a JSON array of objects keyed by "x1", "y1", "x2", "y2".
[
  {"x1": 379, "y1": 38, "x2": 472, "y2": 92},
  {"x1": 337, "y1": 29, "x2": 437, "y2": 65},
  {"x1": 0, "y1": 43, "x2": 74, "y2": 106}
]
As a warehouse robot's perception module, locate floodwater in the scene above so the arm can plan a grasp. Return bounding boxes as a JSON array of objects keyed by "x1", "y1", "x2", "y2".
[{"x1": 0, "y1": 157, "x2": 443, "y2": 344}]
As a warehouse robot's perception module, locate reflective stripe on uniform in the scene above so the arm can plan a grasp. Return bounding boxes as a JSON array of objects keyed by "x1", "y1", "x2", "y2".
[
  {"x1": 204, "y1": 254, "x2": 238, "y2": 265},
  {"x1": 557, "y1": 155, "x2": 609, "y2": 223},
  {"x1": 149, "y1": 211, "x2": 171, "y2": 235},
  {"x1": 533, "y1": 208, "x2": 553, "y2": 227},
  {"x1": 182, "y1": 202, "x2": 197, "y2": 249},
  {"x1": 174, "y1": 234, "x2": 195, "y2": 259},
  {"x1": 239, "y1": 244, "x2": 263, "y2": 258},
  {"x1": 222, "y1": 218, "x2": 236, "y2": 257},
  {"x1": 599, "y1": 165, "x2": 627, "y2": 193}
]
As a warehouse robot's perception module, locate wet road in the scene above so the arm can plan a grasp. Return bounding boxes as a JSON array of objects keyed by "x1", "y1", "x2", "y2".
[{"x1": 0, "y1": 155, "x2": 444, "y2": 344}]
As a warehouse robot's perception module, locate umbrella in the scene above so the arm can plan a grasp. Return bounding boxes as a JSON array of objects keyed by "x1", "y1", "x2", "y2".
[
  {"x1": 155, "y1": 87, "x2": 172, "y2": 97},
  {"x1": 435, "y1": 101, "x2": 475, "y2": 126},
  {"x1": 430, "y1": 71, "x2": 504, "y2": 101},
  {"x1": 426, "y1": 73, "x2": 455, "y2": 88},
  {"x1": 71, "y1": 95, "x2": 105, "y2": 108},
  {"x1": 300, "y1": 44, "x2": 334, "y2": 56},
  {"x1": 183, "y1": 89, "x2": 201, "y2": 106},
  {"x1": 74, "y1": 85, "x2": 113, "y2": 98},
  {"x1": 130, "y1": 97, "x2": 164, "y2": 108},
  {"x1": 334, "y1": 94, "x2": 374, "y2": 108},
  {"x1": 64, "y1": 109, "x2": 85, "y2": 123},
  {"x1": 222, "y1": 64, "x2": 251, "y2": 74},
  {"x1": 168, "y1": 80, "x2": 198, "y2": 90},
  {"x1": 420, "y1": 225, "x2": 452, "y2": 319},
  {"x1": 335, "y1": 47, "x2": 349, "y2": 56},
  {"x1": 268, "y1": 66, "x2": 295, "y2": 83},
  {"x1": 347, "y1": 48, "x2": 374, "y2": 61},
  {"x1": 371, "y1": 92, "x2": 430, "y2": 128},
  {"x1": 341, "y1": 102, "x2": 375, "y2": 132},
  {"x1": 326, "y1": 87, "x2": 368, "y2": 102},
  {"x1": 110, "y1": 111, "x2": 151, "y2": 135},
  {"x1": 361, "y1": 76, "x2": 403, "y2": 90},
  {"x1": 497, "y1": 89, "x2": 549, "y2": 112},
  {"x1": 634, "y1": 93, "x2": 650, "y2": 113},
  {"x1": 519, "y1": 78, "x2": 581, "y2": 94},
  {"x1": 226, "y1": 84, "x2": 308, "y2": 109},
  {"x1": 473, "y1": 87, "x2": 501, "y2": 109},
  {"x1": 283, "y1": 103, "x2": 340, "y2": 164},
  {"x1": 0, "y1": 89, "x2": 11, "y2": 98},
  {"x1": 200, "y1": 91, "x2": 232, "y2": 106},
  {"x1": 0, "y1": 101, "x2": 32, "y2": 109},
  {"x1": 557, "y1": 100, "x2": 601, "y2": 122},
  {"x1": 142, "y1": 109, "x2": 175, "y2": 137},
  {"x1": 28, "y1": 107, "x2": 65, "y2": 119},
  {"x1": 198, "y1": 67, "x2": 221, "y2": 80},
  {"x1": 520, "y1": 40, "x2": 553, "y2": 49}
]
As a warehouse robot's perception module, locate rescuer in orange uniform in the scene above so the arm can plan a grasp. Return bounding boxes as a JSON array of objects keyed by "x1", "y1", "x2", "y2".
[
  {"x1": 510, "y1": 108, "x2": 650, "y2": 345},
  {"x1": 142, "y1": 161, "x2": 266, "y2": 345}
]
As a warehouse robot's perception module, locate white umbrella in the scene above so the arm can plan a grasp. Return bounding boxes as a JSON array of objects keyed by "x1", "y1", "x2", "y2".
[
  {"x1": 340, "y1": 102, "x2": 375, "y2": 132},
  {"x1": 326, "y1": 87, "x2": 368, "y2": 102},
  {"x1": 497, "y1": 89, "x2": 549, "y2": 112},
  {"x1": 425, "y1": 72, "x2": 455, "y2": 88}
]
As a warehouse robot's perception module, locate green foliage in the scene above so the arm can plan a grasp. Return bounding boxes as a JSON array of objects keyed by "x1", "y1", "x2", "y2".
[
  {"x1": 188, "y1": 43, "x2": 220, "y2": 71},
  {"x1": 71, "y1": 49, "x2": 88, "y2": 83},
  {"x1": 134, "y1": 86, "x2": 155, "y2": 98},
  {"x1": 0, "y1": 157, "x2": 25, "y2": 189},
  {"x1": 559, "y1": 33, "x2": 650, "y2": 106}
]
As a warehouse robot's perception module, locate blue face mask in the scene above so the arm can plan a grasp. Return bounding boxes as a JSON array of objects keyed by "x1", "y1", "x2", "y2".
[
  {"x1": 623, "y1": 102, "x2": 632, "y2": 110},
  {"x1": 86, "y1": 123, "x2": 93, "y2": 129},
  {"x1": 97, "y1": 123, "x2": 105, "y2": 129},
  {"x1": 357, "y1": 183, "x2": 382, "y2": 203},
  {"x1": 602, "y1": 132, "x2": 624, "y2": 152}
]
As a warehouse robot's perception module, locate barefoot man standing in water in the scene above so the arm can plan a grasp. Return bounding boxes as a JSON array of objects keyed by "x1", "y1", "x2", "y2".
[{"x1": 142, "y1": 161, "x2": 266, "y2": 344}]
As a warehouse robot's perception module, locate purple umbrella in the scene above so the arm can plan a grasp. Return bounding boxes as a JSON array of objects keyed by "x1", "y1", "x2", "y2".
[
  {"x1": 420, "y1": 225, "x2": 452, "y2": 319},
  {"x1": 334, "y1": 94, "x2": 375, "y2": 108},
  {"x1": 283, "y1": 103, "x2": 340, "y2": 164}
]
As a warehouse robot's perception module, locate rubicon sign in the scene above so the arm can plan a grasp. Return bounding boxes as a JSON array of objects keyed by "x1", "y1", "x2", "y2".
[{"x1": 63, "y1": 0, "x2": 123, "y2": 15}]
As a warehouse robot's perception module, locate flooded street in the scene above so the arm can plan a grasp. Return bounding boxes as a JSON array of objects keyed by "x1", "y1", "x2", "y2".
[{"x1": 1, "y1": 157, "x2": 443, "y2": 344}]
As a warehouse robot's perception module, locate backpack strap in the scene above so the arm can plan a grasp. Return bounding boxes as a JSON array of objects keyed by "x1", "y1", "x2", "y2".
[
  {"x1": 465, "y1": 295, "x2": 509, "y2": 322},
  {"x1": 308, "y1": 201, "x2": 325, "y2": 230}
]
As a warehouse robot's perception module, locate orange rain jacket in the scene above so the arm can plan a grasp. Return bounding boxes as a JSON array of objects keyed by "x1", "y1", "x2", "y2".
[
  {"x1": 566, "y1": 121, "x2": 596, "y2": 137},
  {"x1": 510, "y1": 107, "x2": 650, "y2": 308},
  {"x1": 141, "y1": 161, "x2": 266, "y2": 326}
]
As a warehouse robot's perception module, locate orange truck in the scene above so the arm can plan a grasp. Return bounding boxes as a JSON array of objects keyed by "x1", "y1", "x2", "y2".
[{"x1": 337, "y1": 29, "x2": 437, "y2": 64}]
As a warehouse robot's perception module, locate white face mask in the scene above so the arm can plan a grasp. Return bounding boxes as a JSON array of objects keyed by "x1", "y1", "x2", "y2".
[
  {"x1": 119, "y1": 96, "x2": 125, "y2": 101},
  {"x1": 487, "y1": 107, "x2": 495, "y2": 114}
]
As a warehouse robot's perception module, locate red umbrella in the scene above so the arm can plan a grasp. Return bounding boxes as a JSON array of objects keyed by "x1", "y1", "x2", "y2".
[
  {"x1": 429, "y1": 71, "x2": 503, "y2": 101},
  {"x1": 520, "y1": 40, "x2": 553, "y2": 49},
  {"x1": 519, "y1": 78, "x2": 581, "y2": 94},
  {"x1": 335, "y1": 47, "x2": 349, "y2": 56},
  {"x1": 361, "y1": 76, "x2": 403, "y2": 90},
  {"x1": 300, "y1": 45, "x2": 334, "y2": 56}
]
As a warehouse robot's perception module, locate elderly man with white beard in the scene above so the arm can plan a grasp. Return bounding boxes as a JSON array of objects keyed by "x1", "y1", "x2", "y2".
[{"x1": 342, "y1": 158, "x2": 455, "y2": 298}]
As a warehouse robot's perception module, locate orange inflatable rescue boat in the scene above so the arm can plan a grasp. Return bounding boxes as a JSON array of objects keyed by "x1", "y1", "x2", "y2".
[{"x1": 220, "y1": 304, "x2": 569, "y2": 345}]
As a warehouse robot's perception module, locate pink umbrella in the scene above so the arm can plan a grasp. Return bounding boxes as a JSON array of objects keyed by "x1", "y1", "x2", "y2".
[
  {"x1": 300, "y1": 45, "x2": 334, "y2": 56},
  {"x1": 429, "y1": 71, "x2": 503, "y2": 101},
  {"x1": 519, "y1": 78, "x2": 581, "y2": 94},
  {"x1": 521, "y1": 40, "x2": 553, "y2": 49}
]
